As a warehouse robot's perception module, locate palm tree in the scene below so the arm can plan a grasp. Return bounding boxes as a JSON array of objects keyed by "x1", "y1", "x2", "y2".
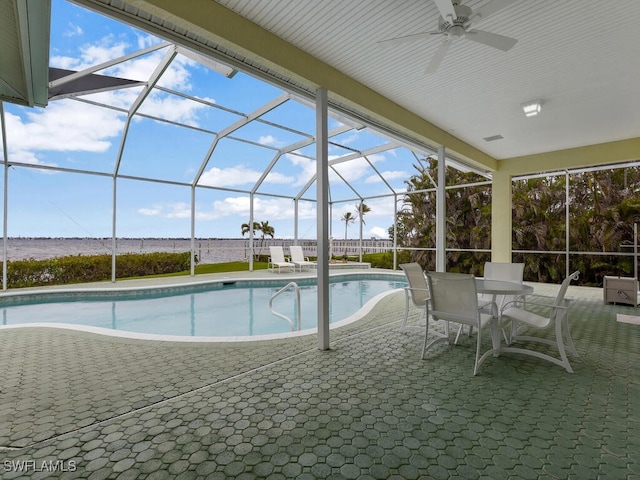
[
  {"x1": 341, "y1": 211, "x2": 356, "y2": 240},
  {"x1": 356, "y1": 202, "x2": 371, "y2": 224},
  {"x1": 241, "y1": 221, "x2": 260, "y2": 237},
  {"x1": 241, "y1": 221, "x2": 261, "y2": 260},
  {"x1": 258, "y1": 220, "x2": 275, "y2": 258}
]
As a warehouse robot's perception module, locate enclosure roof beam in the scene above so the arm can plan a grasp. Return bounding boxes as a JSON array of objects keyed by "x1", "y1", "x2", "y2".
[
  {"x1": 192, "y1": 92, "x2": 290, "y2": 186},
  {"x1": 113, "y1": 46, "x2": 178, "y2": 176}
]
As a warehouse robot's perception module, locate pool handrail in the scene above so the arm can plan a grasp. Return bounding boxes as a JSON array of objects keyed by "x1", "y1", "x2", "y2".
[{"x1": 269, "y1": 282, "x2": 301, "y2": 331}]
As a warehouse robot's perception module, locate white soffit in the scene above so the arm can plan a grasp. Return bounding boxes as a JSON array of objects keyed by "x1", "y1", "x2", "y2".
[
  {"x1": 0, "y1": 0, "x2": 51, "y2": 107},
  {"x1": 214, "y1": 0, "x2": 640, "y2": 160}
]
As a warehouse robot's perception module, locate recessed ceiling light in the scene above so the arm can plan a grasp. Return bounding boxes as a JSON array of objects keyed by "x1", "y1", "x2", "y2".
[{"x1": 522, "y1": 100, "x2": 542, "y2": 117}]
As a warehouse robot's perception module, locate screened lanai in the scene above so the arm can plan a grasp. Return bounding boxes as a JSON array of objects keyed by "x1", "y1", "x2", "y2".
[
  {"x1": 0, "y1": 18, "x2": 486, "y2": 271},
  {"x1": 2, "y1": 0, "x2": 640, "y2": 349}
]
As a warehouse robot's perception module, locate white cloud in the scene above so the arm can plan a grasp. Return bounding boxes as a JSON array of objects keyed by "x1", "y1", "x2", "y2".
[
  {"x1": 138, "y1": 206, "x2": 162, "y2": 216},
  {"x1": 51, "y1": 37, "x2": 128, "y2": 70},
  {"x1": 199, "y1": 165, "x2": 294, "y2": 188},
  {"x1": 286, "y1": 153, "x2": 316, "y2": 187},
  {"x1": 331, "y1": 157, "x2": 374, "y2": 183},
  {"x1": 11, "y1": 37, "x2": 215, "y2": 163},
  {"x1": 136, "y1": 34, "x2": 161, "y2": 50},
  {"x1": 63, "y1": 24, "x2": 83, "y2": 37},
  {"x1": 137, "y1": 203, "x2": 191, "y2": 219},
  {"x1": 368, "y1": 226, "x2": 389, "y2": 239},
  {"x1": 4, "y1": 102, "x2": 124, "y2": 158},
  {"x1": 191, "y1": 196, "x2": 316, "y2": 221},
  {"x1": 365, "y1": 170, "x2": 407, "y2": 183},
  {"x1": 258, "y1": 135, "x2": 286, "y2": 147},
  {"x1": 334, "y1": 131, "x2": 359, "y2": 145},
  {"x1": 136, "y1": 92, "x2": 210, "y2": 125}
]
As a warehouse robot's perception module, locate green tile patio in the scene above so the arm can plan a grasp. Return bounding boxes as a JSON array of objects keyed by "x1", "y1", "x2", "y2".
[{"x1": 0, "y1": 278, "x2": 639, "y2": 479}]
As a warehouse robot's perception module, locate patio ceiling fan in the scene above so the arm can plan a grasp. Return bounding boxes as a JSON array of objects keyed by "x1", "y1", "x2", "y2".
[{"x1": 377, "y1": 0, "x2": 518, "y2": 74}]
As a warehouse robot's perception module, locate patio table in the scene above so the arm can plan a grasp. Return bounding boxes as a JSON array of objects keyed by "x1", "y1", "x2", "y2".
[{"x1": 475, "y1": 278, "x2": 534, "y2": 352}]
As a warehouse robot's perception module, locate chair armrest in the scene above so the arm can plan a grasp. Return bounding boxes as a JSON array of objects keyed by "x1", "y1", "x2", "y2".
[
  {"x1": 501, "y1": 297, "x2": 568, "y2": 315},
  {"x1": 428, "y1": 302, "x2": 496, "y2": 327}
]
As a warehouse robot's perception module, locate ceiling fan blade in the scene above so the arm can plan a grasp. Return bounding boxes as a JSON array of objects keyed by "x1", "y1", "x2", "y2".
[
  {"x1": 425, "y1": 40, "x2": 451, "y2": 74},
  {"x1": 432, "y1": 0, "x2": 457, "y2": 22},
  {"x1": 464, "y1": 29, "x2": 518, "y2": 51},
  {"x1": 472, "y1": 0, "x2": 514, "y2": 23},
  {"x1": 376, "y1": 31, "x2": 433, "y2": 47}
]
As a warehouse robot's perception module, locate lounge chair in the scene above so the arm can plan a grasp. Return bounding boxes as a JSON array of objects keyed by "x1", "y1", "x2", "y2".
[
  {"x1": 268, "y1": 246, "x2": 295, "y2": 273},
  {"x1": 289, "y1": 245, "x2": 316, "y2": 271}
]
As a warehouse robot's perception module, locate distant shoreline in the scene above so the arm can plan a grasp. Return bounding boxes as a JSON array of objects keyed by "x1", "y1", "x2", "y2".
[{"x1": 2, "y1": 237, "x2": 392, "y2": 263}]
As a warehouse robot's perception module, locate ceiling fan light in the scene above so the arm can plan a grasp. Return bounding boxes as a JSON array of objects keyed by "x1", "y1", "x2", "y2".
[{"x1": 522, "y1": 100, "x2": 542, "y2": 117}]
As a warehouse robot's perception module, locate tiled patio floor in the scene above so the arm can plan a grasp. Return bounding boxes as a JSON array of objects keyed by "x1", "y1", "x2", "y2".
[{"x1": 0, "y1": 275, "x2": 639, "y2": 479}]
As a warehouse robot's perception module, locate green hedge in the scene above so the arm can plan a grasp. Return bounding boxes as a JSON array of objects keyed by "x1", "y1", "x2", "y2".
[{"x1": 3, "y1": 252, "x2": 191, "y2": 288}]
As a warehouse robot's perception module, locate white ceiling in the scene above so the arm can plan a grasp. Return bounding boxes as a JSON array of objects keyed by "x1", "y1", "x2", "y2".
[{"x1": 214, "y1": 0, "x2": 640, "y2": 160}]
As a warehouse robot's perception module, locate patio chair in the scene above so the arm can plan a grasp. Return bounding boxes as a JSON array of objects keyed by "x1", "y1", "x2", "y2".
[
  {"x1": 268, "y1": 246, "x2": 295, "y2": 273},
  {"x1": 399, "y1": 263, "x2": 430, "y2": 331},
  {"x1": 425, "y1": 271, "x2": 496, "y2": 376},
  {"x1": 499, "y1": 271, "x2": 580, "y2": 373},
  {"x1": 289, "y1": 245, "x2": 316, "y2": 271},
  {"x1": 481, "y1": 261, "x2": 525, "y2": 342}
]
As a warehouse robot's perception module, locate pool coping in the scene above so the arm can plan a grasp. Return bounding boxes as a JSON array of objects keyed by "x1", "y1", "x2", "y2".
[{"x1": 0, "y1": 269, "x2": 406, "y2": 342}]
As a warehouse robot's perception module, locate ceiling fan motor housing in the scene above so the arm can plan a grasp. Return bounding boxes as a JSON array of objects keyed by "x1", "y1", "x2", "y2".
[{"x1": 439, "y1": 3, "x2": 472, "y2": 34}]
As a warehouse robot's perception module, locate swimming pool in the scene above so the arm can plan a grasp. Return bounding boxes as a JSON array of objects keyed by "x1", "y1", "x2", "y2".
[{"x1": 0, "y1": 273, "x2": 406, "y2": 340}]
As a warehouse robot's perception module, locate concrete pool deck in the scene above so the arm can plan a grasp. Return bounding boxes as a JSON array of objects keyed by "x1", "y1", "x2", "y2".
[{"x1": 0, "y1": 270, "x2": 639, "y2": 479}]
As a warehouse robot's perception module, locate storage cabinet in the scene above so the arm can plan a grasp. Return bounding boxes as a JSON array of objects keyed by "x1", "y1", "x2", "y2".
[{"x1": 603, "y1": 276, "x2": 639, "y2": 306}]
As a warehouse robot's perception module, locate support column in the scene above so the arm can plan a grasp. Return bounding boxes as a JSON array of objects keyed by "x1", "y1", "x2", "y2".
[
  {"x1": 393, "y1": 193, "x2": 398, "y2": 271},
  {"x1": 249, "y1": 193, "x2": 254, "y2": 271},
  {"x1": 565, "y1": 171, "x2": 570, "y2": 279},
  {"x1": 358, "y1": 200, "x2": 363, "y2": 263},
  {"x1": 436, "y1": 146, "x2": 446, "y2": 272},
  {"x1": 491, "y1": 170, "x2": 513, "y2": 262},
  {"x1": 190, "y1": 185, "x2": 196, "y2": 276},
  {"x1": 294, "y1": 198, "x2": 299, "y2": 245},
  {"x1": 316, "y1": 88, "x2": 330, "y2": 350},
  {"x1": 111, "y1": 176, "x2": 117, "y2": 283},
  {"x1": 1, "y1": 102, "x2": 8, "y2": 290}
]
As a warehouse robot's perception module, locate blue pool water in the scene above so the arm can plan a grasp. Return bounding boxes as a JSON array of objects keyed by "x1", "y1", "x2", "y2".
[{"x1": 0, "y1": 275, "x2": 406, "y2": 337}]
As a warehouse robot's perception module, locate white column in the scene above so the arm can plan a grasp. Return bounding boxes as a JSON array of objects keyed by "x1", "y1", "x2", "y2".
[
  {"x1": 1, "y1": 102, "x2": 8, "y2": 290},
  {"x1": 393, "y1": 193, "x2": 398, "y2": 271},
  {"x1": 316, "y1": 88, "x2": 330, "y2": 350},
  {"x1": 436, "y1": 146, "x2": 446, "y2": 272},
  {"x1": 358, "y1": 201, "x2": 363, "y2": 263},
  {"x1": 249, "y1": 193, "x2": 254, "y2": 271},
  {"x1": 294, "y1": 198, "x2": 299, "y2": 245},
  {"x1": 190, "y1": 185, "x2": 196, "y2": 276},
  {"x1": 565, "y1": 171, "x2": 570, "y2": 279}
]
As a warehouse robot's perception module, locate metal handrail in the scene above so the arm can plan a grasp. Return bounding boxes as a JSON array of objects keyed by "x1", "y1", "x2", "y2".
[{"x1": 269, "y1": 282, "x2": 301, "y2": 331}]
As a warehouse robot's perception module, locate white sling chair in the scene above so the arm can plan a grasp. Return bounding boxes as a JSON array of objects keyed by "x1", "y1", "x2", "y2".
[
  {"x1": 425, "y1": 271, "x2": 496, "y2": 376},
  {"x1": 399, "y1": 263, "x2": 430, "y2": 331},
  {"x1": 499, "y1": 271, "x2": 580, "y2": 373},
  {"x1": 482, "y1": 262, "x2": 525, "y2": 342}
]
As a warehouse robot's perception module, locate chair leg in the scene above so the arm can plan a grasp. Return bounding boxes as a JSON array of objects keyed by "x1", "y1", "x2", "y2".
[
  {"x1": 454, "y1": 324, "x2": 463, "y2": 344},
  {"x1": 555, "y1": 313, "x2": 574, "y2": 373},
  {"x1": 421, "y1": 318, "x2": 430, "y2": 359},
  {"x1": 472, "y1": 324, "x2": 483, "y2": 376},
  {"x1": 561, "y1": 311, "x2": 579, "y2": 357},
  {"x1": 402, "y1": 291, "x2": 410, "y2": 330}
]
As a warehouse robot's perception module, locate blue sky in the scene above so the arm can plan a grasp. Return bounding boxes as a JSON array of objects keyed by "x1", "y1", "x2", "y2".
[{"x1": 0, "y1": 0, "x2": 426, "y2": 239}]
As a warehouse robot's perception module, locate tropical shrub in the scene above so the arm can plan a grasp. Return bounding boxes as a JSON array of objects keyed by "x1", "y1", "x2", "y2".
[{"x1": 3, "y1": 252, "x2": 191, "y2": 288}]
